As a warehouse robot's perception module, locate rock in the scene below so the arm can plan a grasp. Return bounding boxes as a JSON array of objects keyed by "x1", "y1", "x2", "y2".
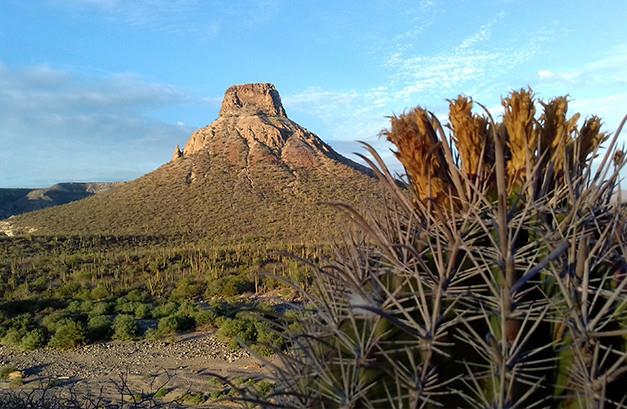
[
  {"x1": 219, "y1": 83, "x2": 286, "y2": 118},
  {"x1": 182, "y1": 82, "x2": 350, "y2": 173},
  {"x1": 8, "y1": 370, "x2": 24, "y2": 381},
  {"x1": 172, "y1": 144, "x2": 184, "y2": 161}
]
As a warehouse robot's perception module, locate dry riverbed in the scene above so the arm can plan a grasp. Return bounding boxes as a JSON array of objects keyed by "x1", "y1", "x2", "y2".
[{"x1": 0, "y1": 331, "x2": 269, "y2": 406}]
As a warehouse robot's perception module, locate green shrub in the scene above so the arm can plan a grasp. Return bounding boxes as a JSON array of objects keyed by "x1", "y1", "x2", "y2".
[
  {"x1": 0, "y1": 365, "x2": 18, "y2": 380},
  {"x1": 8, "y1": 313, "x2": 34, "y2": 331},
  {"x1": 193, "y1": 309, "x2": 217, "y2": 327},
  {"x1": 66, "y1": 300, "x2": 92, "y2": 314},
  {"x1": 30, "y1": 276, "x2": 49, "y2": 292},
  {"x1": 181, "y1": 392, "x2": 205, "y2": 405},
  {"x1": 254, "y1": 380, "x2": 274, "y2": 395},
  {"x1": 41, "y1": 310, "x2": 69, "y2": 333},
  {"x1": 75, "y1": 288, "x2": 92, "y2": 301},
  {"x1": 152, "y1": 302, "x2": 178, "y2": 319},
  {"x1": 1, "y1": 328, "x2": 24, "y2": 347},
  {"x1": 143, "y1": 328, "x2": 158, "y2": 340},
  {"x1": 55, "y1": 282, "x2": 81, "y2": 298},
  {"x1": 88, "y1": 302, "x2": 113, "y2": 317},
  {"x1": 20, "y1": 329, "x2": 46, "y2": 350},
  {"x1": 126, "y1": 289, "x2": 147, "y2": 302},
  {"x1": 216, "y1": 318, "x2": 256, "y2": 350},
  {"x1": 171, "y1": 278, "x2": 203, "y2": 300},
  {"x1": 134, "y1": 303, "x2": 151, "y2": 319},
  {"x1": 209, "y1": 301, "x2": 231, "y2": 317},
  {"x1": 90, "y1": 285, "x2": 109, "y2": 300},
  {"x1": 207, "y1": 377, "x2": 229, "y2": 400},
  {"x1": 153, "y1": 388, "x2": 168, "y2": 400},
  {"x1": 114, "y1": 300, "x2": 137, "y2": 315},
  {"x1": 87, "y1": 315, "x2": 112, "y2": 340},
  {"x1": 176, "y1": 301, "x2": 196, "y2": 317},
  {"x1": 282, "y1": 309, "x2": 305, "y2": 336},
  {"x1": 48, "y1": 320, "x2": 85, "y2": 349},
  {"x1": 112, "y1": 314, "x2": 137, "y2": 340},
  {"x1": 205, "y1": 274, "x2": 254, "y2": 298},
  {"x1": 253, "y1": 321, "x2": 283, "y2": 356},
  {"x1": 157, "y1": 315, "x2": 179, "y2": 335}
]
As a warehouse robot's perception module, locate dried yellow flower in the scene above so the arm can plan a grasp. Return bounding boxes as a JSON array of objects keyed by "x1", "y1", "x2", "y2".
[
  {"x1": 502, "y1": 89, "x2": 538, "y2": 184},
  {"x1": 577, "y1": 116, "x2": 607, "y2": 162},
  {"x1": 448, "y1": 96, "x2": 491, "y2": 179},
  {"x1": 382, "y1": 108, "x2": 450, "y2": 204},
  {"x1": 539, "y1": 96, "x2": 579, "y2": 170}
]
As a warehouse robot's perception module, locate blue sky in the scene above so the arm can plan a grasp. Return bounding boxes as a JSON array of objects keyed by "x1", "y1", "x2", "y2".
[{"x1": 0, "y1": 0, "x2": 626, "y2": 187}]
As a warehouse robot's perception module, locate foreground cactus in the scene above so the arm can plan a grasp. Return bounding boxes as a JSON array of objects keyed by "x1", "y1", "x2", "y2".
[{"x1": 232, "y1": 90, "x2": 626, "y2": 409}]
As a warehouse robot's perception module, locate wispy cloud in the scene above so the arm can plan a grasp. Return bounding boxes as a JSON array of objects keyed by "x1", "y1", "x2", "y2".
[
  {"x1": 51, "y1": 0, "x2": 219, "y2": 36},
  {"x1": 533, "y1": 43, "x2": 627, "y2": 132},
  {"x1": 50, "y1": 0, "x2": 283, "y2": 37},
  {"x1": 284, "y1": 10, "x2": 556, "y2": 172},
  {"x1": 383, "y1": 11, "x2": 554, "y2": 103},
  {"x1": 535, "y1": 44, "x2": 627, "y2": 88},
  {"x1": 570, "y1": 93, "x2": 627, "y2": 133},
  {"x1": 0, "y1": 66, "x2": 185, "y2": 114},
  {"x1": 0, "y1": 62, "x2": 195, "y2": 187}
]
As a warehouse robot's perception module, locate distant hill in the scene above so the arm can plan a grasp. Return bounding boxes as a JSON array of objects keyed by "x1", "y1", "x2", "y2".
[
  {"x1": 0, "y1": 182, "x2": 120, "y2": 220},
  {"x1": 4, "y1": 83, "x2": 384, "y2": 243}
]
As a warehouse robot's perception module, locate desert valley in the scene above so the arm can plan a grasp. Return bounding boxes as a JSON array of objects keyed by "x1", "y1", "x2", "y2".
[
  {"x1": 1, "y1": 83, "x2": 386, "y2": 406},
  {"x1": 1, "y1": 2, "x2": 626, "y2": 408}
]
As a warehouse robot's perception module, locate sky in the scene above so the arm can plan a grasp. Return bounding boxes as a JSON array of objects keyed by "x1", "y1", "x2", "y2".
[{"x1": 0, "y1": 0, "x2": 626, "y2": 187}]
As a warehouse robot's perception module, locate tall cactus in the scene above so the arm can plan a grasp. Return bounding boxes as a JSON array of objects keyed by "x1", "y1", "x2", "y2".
[{"x1": 236, "y1": 90, "x2": 626, "y2": 409}]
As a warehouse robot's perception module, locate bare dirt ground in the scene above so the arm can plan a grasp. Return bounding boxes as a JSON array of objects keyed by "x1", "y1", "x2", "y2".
[{"x1": 0, "y1": 331, "x2": 269, "y2": 407}]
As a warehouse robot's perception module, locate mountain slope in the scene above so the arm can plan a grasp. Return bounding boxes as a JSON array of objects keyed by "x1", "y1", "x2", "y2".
[
  {"x1": 0, "y1": 183, "x2": 119, "y2": 220},
  {"x1": 5, "y1": 84, "x2": 384, "y2": 243}
]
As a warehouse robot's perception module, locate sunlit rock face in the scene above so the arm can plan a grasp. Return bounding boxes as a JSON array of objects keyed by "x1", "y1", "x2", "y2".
[
  {"x1": 183, "y1": 83, "x2": 358, "y2": 171},
  {"x1": 219, "y1": 83, "x2": 287, "y2": 118}
]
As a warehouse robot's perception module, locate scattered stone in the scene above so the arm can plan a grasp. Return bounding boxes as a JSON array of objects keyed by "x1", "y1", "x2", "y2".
[
  {"x1": 0, "y1": 331, "x2": 258, "y2": 391},
  {"x1": 8, "y1": 371, "x2": 24, "y2": 381}
]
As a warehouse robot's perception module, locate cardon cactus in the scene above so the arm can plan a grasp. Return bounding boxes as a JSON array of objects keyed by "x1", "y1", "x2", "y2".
[{"x1": 233, "y1": 90, "x2": 627, "y2": 409}]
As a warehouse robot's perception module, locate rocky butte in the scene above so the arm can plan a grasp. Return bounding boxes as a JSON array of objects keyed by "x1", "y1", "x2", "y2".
[
  {"x1": 180, "y1": 83, "x2": 363, "y2": 170},
  {"x1": 6, "y1": 83, "x2": 384, "y2": 243}
]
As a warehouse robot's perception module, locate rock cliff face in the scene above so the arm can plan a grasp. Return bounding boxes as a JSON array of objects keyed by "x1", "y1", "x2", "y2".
[
  {"x1": 219, "y1": 83, "x2": 286, "y2": 117},
  {"x1": 183, "y1": 83, "x2": 368, "y2": 172},
  {"x1": 7, "y1": 83, "x2": 383, "y2": 243}
]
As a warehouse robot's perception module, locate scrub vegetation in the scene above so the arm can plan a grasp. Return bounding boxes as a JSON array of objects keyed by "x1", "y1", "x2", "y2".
[
  {"x1": 1, "y1": 89, "x2": 625, "y2": 408},
  {"x1": 0, "y1": 236, "x2": 316, "y2": 353}
]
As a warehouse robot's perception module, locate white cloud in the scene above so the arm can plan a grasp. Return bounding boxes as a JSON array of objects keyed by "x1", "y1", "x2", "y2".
[
  {"x1": 0, "y1": 69, "x2": 185, "y2": 116},
  {"x1": 536, "y1": 44, "x2": 627, "y2": 88},
  {"x1": 456, "y1": 12, "x2": 504, "y2": 52},
  {"x1": 532, "y1": 43, "x2": 627, "y2": 140},
  {"x1": 0, "y1": 62, "x2": 197, "y2": 187},
  {"x1": 282, "y1": 10, "x2": 627, "y2": 182},
  {"x1": 283, "y1": 12, "x2": 554, "y2": 173},
  {"x1": 537, "y1": 69, "x2": 554, "y2": 79}
]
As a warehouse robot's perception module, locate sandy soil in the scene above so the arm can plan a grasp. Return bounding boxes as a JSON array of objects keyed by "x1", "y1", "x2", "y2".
[{"x1": 0, "y1": 331, "x2": 269, "y2": 407}]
